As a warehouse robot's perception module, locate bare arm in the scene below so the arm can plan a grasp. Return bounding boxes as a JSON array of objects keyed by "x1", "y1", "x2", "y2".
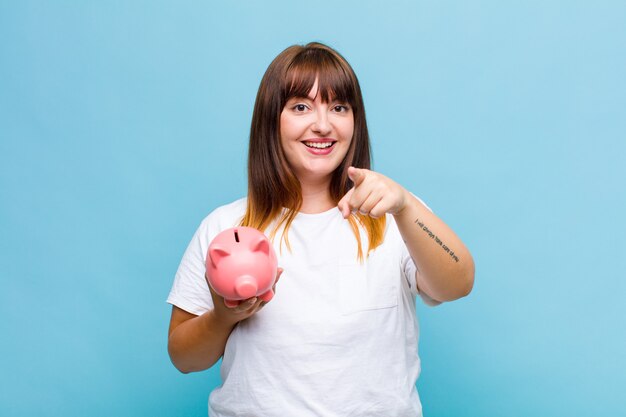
[
  {"x1": 168, "y1": 269, "x2": 283, "y2": 373},
  {"x1": 168, "y1": 305, "x2": 237, "y2": 373},
  {"x1": 393, "y1": 193, "x2": 474, "y2": 302},
  {"x1": 338, "y1": 167, "x2": 474, "y2": 302}
]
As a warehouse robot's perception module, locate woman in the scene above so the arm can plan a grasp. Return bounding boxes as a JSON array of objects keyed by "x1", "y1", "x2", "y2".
[{"x1": 167, "y1": 42, "x2": 474, "y2": 416}]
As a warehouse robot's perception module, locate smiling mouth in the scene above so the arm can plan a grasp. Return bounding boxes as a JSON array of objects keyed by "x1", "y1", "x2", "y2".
[{"x1": 303, "y1": 141, "x2": 336, "y2": 149}]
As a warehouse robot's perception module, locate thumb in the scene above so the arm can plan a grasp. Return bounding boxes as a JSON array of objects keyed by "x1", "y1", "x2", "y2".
[
  {"x1": 348, "y1": 166, "x2": 366, "y2": 187},
  {"x1": 337, "y1": 186, "x2": 355, "y2": 219}
]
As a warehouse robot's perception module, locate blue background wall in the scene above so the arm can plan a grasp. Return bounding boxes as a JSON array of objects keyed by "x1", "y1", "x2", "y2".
[{"x1": 1, "y1": 1, "x2": 625, "y2": 416}]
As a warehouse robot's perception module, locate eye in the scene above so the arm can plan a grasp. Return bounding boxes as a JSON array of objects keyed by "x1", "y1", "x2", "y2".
[
  {"x1": 333, "y1": 104, "x2": 350, "y2": 113},
  {"x1": 292, "y1": 104, "x2": 308, "y2": 112}
]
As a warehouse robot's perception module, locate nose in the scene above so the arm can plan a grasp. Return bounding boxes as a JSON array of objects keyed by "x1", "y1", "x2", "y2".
[
  {"x1": 235, "y1": 275, "x2": 258, "y2": 299},
  {"x1": 312, "y1": 109, "x2": 332, "y2": 135}
]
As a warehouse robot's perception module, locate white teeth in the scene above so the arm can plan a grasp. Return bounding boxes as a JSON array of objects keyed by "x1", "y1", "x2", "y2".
[{"x1": 304, "y1": 141, "x2": 334, "y2": 149}]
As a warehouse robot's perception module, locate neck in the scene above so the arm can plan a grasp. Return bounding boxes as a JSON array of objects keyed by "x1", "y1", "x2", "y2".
[{"x1": 298, "y1": 177, "x2": 335, "y2": 214}]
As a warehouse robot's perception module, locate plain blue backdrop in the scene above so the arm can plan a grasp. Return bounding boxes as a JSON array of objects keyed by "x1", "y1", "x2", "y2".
[{"x1": 1, "y1": 1, "x2": 625, "y2": 416}]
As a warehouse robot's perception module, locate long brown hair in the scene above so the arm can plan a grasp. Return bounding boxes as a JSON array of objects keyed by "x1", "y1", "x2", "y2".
[{"x1": 241, "y1": 42, "x2": 385, "y2": 260}]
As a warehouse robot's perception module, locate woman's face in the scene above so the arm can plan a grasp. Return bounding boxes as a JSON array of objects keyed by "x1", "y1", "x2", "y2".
[{"x1": 279, "y1": 80, "x2": 354, "y2": 185}]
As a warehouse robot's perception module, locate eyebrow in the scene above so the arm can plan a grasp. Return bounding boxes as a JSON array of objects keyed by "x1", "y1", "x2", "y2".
[
  {"x1": 288, "y1": 95, "x2": 313, "y2": 100},
  {"x1": 288, "y1": 92, "x2": 342, "y2": 102}
]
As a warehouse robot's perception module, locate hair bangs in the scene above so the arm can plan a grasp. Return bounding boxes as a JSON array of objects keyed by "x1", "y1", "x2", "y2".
[
  {"x1": 282, "y1": 48, "x2": 356, "y2": 106},
  {"x1": 244, "y1": 41, "x2": 384, "y2": 261}
]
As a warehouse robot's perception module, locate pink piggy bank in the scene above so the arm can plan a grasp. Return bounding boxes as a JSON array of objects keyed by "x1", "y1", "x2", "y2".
[{"x1": 205, "y1": 227, "x2": 278, "y2": 308}]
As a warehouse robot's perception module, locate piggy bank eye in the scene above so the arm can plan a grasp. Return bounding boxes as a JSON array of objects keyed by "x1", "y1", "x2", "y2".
[{"x1": 234, "y1": 229, "x2": 240, "y2": 243}]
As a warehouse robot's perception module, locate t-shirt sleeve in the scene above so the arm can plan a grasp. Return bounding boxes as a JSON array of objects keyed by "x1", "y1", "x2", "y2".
[
  {"x1": 400, "y1": 194, "x2": 443, "y2": 307},
  {"x1": 167, "y1": 216, "x2": 215, "y2": 315},
  {"x1": 402, "y1": 253, "x2": 442, "y2": 307}
]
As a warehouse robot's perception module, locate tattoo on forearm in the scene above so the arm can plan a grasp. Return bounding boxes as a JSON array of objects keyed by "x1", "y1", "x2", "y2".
[{"x1": 414, "y1": 218, "x2": 460, "y2": 263}]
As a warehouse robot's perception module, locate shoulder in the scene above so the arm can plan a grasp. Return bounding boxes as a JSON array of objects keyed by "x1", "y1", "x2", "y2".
[
  {"x1": 204, "y1": 197, "x2": 247, "y2": 223},
  {"x1": 197, "y1": 197, "x2": 247, "y2": 237}
]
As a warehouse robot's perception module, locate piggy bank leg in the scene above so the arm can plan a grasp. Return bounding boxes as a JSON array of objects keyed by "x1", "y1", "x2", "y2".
[
  {"x1": 224, "y1": 299, "x2": 241, "y2": 308},
  {"x1": 258, "y1": 289, "x2": 274, "y2": 303}
]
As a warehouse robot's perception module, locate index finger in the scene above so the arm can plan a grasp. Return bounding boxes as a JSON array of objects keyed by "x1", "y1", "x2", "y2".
[{"x1": 348, "y1": 166, "x2": 367, "y2": 187}]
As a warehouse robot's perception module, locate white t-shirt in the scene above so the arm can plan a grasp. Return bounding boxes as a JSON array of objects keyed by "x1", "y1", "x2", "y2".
[{"x1": 167, "y1": 198, "x2": 439, "y2": 417}]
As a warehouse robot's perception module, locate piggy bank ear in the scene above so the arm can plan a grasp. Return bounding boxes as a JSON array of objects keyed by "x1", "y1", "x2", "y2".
[
  {"x1": 251, "y1": 236, "x2": 270, "y2": 255},
  {"x1": 209, "y1": 246, "x2": 231, "y2": 268}
]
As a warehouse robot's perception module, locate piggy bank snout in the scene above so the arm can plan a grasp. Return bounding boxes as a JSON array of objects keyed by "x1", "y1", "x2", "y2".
[
  {"x1": 206, "y1": 227, "x2": 278, "y2": 302},
  {"x1": 235, "y1": 275, "x2": 258, "y2": 299}
]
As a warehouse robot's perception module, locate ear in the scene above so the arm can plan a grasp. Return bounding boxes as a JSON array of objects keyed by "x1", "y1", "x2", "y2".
[
  {"x1": 209, "y1": 246, "x2": 230, "y2": 268},
  {"x1": 251, "y1": 236, "x2": 270, "y2": 255}
]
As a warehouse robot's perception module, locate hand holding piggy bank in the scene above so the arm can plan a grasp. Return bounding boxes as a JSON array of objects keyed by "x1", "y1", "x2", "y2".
[{"x1": 205, "y1": 227, "x2": 278, "y2": 308}]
